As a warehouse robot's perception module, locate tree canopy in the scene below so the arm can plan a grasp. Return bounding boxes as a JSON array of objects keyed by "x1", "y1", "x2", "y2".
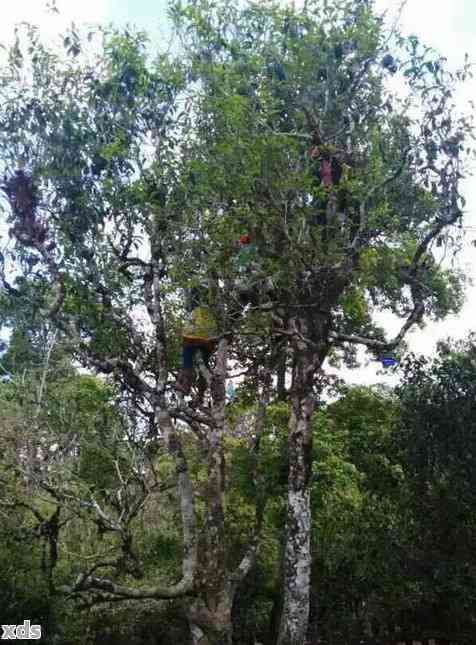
[{"x1": 0, "y1": 1, "x2": 474, "y2": 644}]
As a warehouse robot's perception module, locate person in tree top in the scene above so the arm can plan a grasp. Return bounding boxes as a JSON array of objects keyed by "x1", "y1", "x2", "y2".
[
  {"x1": 308, "y1": 142, "x2": 352, "y2": 191},
  {"x1": 307, "y1": 137, "x2": 356, "y2": 238},
  {"x1": 235, "y1": 234, "x2": 259, "y2": 285},
  {"x1": 234, "y1": 232, "x2": 275, "y2": 307},
  {"x1": 236, "y1": 233, "x2": 258, "y2": 266}
]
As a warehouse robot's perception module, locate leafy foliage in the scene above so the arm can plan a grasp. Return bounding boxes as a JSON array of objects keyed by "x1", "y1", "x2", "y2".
[{"x1": 0, "y1": 0, "x2": 474, "y2": 643}]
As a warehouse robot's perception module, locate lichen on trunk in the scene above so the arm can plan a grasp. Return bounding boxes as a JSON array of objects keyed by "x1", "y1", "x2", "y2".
[
  {"x1": 278, "y1": 318, "x2": 322, "y2": 645},
  {"x1": 278, "y1": 390, "x2": 315, "y2": 645}
]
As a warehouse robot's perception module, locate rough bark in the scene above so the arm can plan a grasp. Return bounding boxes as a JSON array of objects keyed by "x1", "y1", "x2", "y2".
[
  {"x1": 202, "y1": 339, "x2": 228, "y2": 594},
  {"x1": 183, "y1": 338, "x2": 233, "y2": 645},
  {"x1": 278, "y1": 316, "x2": 322, "y2": 645},
  {"x1": 273, "y1": 313, "x2": 331, "y2": 645},
  {"x1": 188, "y1": 595, "x2": 233, "y2": 645},
  {"x1": 277, "y1": 394, "x2": 314, "y2": 645}
]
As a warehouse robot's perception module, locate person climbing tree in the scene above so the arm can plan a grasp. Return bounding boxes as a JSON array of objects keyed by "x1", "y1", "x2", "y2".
[
  {"x1": 175, "y1": 235, "x2": 263, "y2": 398},
  {"x1": 234, "y1": 234, "x2": 260, "y2": 304},
  {"x1": 175, "y1": 234, "x2": 271, "y2": 398},
  {"x1": 175, "y1": 287, "x2": 219, "y2": 398}
]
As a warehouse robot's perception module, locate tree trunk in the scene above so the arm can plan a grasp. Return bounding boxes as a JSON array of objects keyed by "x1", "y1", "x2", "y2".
[
  {"x1": 276, "y1": 346, "x2": 287, "y2": 401},
  {"x1": 189, "y1": 339, "x2": 234, "y2": 645},
  {"x1": 190, "y1": 339, "x2": 270, "y2": 645},
  {"x1": 277, "y1": 337, "x2": 317, "y2": 645},
  {"x1": 306, "y1": 589, "x2": 320, "y2": 645},
  {"x1": 231, "y1": 565, "x2": 259, "y2": 645},
  {"x1": 188, "y1": 595, "x2": 233, "y2": 645}
]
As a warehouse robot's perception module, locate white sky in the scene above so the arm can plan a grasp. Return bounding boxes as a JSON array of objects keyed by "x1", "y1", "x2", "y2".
[
  {"x1": 0, "y1": 0, "x2": 475, "y2": 386},
  {"x1": 0, "y1": 0, "x2": 108, "y2": 44}
]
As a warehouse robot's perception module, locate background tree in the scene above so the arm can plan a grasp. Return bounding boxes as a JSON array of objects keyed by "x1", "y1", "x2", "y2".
[{"x1": 393, "y1": 338, "x2": 476, "y2": 639}]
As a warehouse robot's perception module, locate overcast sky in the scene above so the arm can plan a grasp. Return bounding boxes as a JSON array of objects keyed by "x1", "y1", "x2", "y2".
[{"x1": 1, "y1": 0, "x2": 475, "y2": 387}]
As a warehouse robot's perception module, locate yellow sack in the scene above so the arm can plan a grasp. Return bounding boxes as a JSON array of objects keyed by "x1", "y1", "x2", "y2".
[{"x1": 183, "y1": 306, "x2": 218, "y2": 343}]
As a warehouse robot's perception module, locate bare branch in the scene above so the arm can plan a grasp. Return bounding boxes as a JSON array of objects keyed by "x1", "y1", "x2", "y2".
[
  {"x1": 59, "y1": 571, "x2": 194, "y2": 600},
  {"x1": 88, "y1": 356, "x2": 154, "y2": 396},
  {"x1": 329, "y1": 301, "x2": 425, "y2": 352},
  {"x1": 168, "y1": 405, "x2": 215, "y2": 428}
]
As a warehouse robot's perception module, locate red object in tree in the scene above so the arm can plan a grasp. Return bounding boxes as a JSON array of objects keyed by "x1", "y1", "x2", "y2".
[
  {"x1": 239, "y1": 234, "x2": 251, "y2": 245},
  {"x1": 320, "y1": 159, "x2": 333, "y2": 187}
]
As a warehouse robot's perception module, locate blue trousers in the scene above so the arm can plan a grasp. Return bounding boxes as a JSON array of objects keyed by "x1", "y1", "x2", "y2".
[{"x1": 182, "y1": 344, "x2": 211, "y2": 369}]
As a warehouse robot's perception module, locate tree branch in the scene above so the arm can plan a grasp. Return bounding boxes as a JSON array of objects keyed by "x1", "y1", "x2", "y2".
[
  {"x1": 329, "y1": 300, "x2": 425, "y2": 352},
  {"x1": 232, "y1": 370, "x2": 271, "y2": 588},
  {"x1": 88, "y1": 356, "x2": 154, "y2": 396},
  {"x1": 59, "y1": 572, "x2": 194, "y2": 600},
  {"x1": 351, "y1": 147, "x2": 411, "y2": 251}
]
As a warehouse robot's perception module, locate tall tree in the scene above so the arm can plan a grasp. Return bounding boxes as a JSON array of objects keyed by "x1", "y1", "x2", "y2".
[
  {"x1": 395, "y1": 338, "x2": 476, "y2": 637},
  {"x1": 0, "y1": 1, "x2": 473, "y2": 643},
  {"x1": 169, "y1": 2, "x2": 472, "y2": 642}
]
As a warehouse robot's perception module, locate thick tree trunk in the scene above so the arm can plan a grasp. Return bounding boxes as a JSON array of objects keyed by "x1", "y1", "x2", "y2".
[
  {"x1": 188, "y1": 339, "x2": 234, "y2": 645},
  {"x1": 277, "y1": 333, "x2": 318, "y2": 645},
  {"x1": 231, "y1": 565, "x2": 259, "y2": 645},
  {"x1": 188, "y1": 595, "x2": 233, "y2": 645},
  {"x1": 277, "y1": 397, "x2": 314, "y2": 644},
  {"x1": 189, "y1": 340, "x2": 270, "y2": 645}
]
